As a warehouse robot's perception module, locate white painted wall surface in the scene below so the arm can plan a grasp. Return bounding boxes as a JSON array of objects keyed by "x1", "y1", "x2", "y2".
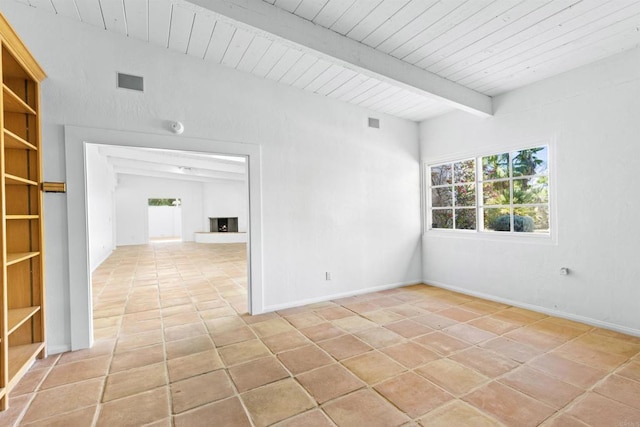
[
  {"x1": 420, "y1": 47, "x2": 640, "y2": 334},
  {"x1": 84, "y1": 145, "x2": 116, "y2": 272},
  {"x1": 148, "y1": 206, "x2": 182, "y2": 239},
  {"x1": 2, "y1": 3, "x2": 422, "y2": 351},
  {"x1": 202, "y1": 180, "x2": 248, "y2": 232},
  {"x1": 116, "y1": 175, "x2": 202, "y2": 245}
]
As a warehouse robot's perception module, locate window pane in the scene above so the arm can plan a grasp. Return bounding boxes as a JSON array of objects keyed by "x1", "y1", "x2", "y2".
[
  {"x1": 455, "y1": 209, "x2": 476, "y2": 230},
  {"x1": 513, "y1": 177, "x2": 548, "y2": 204},
  {"x1": 454, "y1": 159, "x2": 475, "y2": 183},
  {"x1": 482, "y1": 153, "x2": 509, "y2": 180},
  {"x1": 483, "y1": 180, "x2": 509, "y2": 205},
  {"x1": 514, "y1": 207, "x2": 549, "y2": 233},
  {"x1": 483, "y1": 208, "x2": 510, "y2": 232},
  {"x1": 432, "y1": 187, "x2": 452, "y2": 207},
  {"x1": 455, "y1": 184, "x2": 475, "y2": 207},
  {"x1": 431, "y1": 164, "x2": 452, "y2": 185},
  {"x1": 432, "y1": 210, "x2": 453, "y2": 229},
  {"x1": 512, "y1": 146, "x2": 548, "y2": 176}
]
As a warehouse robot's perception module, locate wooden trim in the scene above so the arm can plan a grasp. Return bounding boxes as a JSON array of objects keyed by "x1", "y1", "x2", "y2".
[{"x1": 0, "y1": 14, "x2": 45, "y2": 82}]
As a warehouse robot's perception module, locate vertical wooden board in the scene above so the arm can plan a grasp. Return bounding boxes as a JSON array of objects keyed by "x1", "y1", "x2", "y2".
[
  {"x1": 274, "y1": 0, "x2": 303, "y2": 13},
  {"x1": 346, "y1": 0, "x2": 411, "y2": 42},
  {"x1": 236, "y1": 35, "x2": 273, "y2": 73},
  {"x1": 148, "y1": 0, "x2": 172, "y2": 48},
  {"x1": 8, "y1": 320, "x2": 34, "y2": 347},
  {"x1": 4, "y1": 113, "x2": 29, "y2": 142},
  {"x1": 330, "y1": 0, "x2": 384, "y2": 35},
  {"x1": 50, "y1": 0, "x2": 82, "y2": 20},
  {"x1": 186, "y1": 12, "x2": 216, "y2": 59},
  {"x1": 278, "y1": 52, "x2": 317, "y2": 85},
  {"x1": 168, "y1": 5, "x2": 195, "y2": 54},
  {"x1": 221, "y1": 28, "x2": 255, "y2": 69},
  {"x1": 265, "y1": 48, "x2": 303, "y2": 81},
  {"x1": 123, "y1": 0, "x2": 148, "y2": 42},
  {"x1": 361, "y1": 0, "x2": 437, "y2": 48},
  {"x1": 251, "y1": 42, "x2": 288, "y2": 78},
  {"x1": 313, "y1": 0, "x2": 356, "y2": 28},
  {"x1": 6, "y1": 263, "x2": 32, "y2": 309},
  {"x1": 315, "y1": 68, "x2": 358, "y2": 96},
  {"x1": 4, "y1": 187, "x2": 29, "y2": 216},
  {"x1": 204, "y1": 20, "x2": 235, "y2": 64},
  {"x1": 100, "y1": 0, "x2": 127, "y2": 35},
  {"x1": 290, "y1": 57, "x2": 331, "y2": 88},
  {"x1": 6, "y1": 221, "x2": 32, "y2": 253},
  {"x1": 75, "y1": 0, "x2": 106, "y2": 28},
  {"x1": 294, "y1": 0, "x2": 329, "y2": 22},
  {"x1": 304, "y1": 63, "x2": 343, "y2": 92},
  {"x1": 4, "y1": 149, "x2": 29, "y2": 180}
]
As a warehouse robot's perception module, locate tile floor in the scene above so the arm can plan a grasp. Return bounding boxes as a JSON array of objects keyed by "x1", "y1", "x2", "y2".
[{"x1": 1, "y1": 242, "x2": 640, "y2": 426}]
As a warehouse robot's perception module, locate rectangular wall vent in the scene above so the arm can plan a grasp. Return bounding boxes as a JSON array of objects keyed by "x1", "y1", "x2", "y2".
[
  {"x1": 117, "y1": 72, "x2": 144, "y2": 91},
  {"x1": 368, "y1": 117, "x2": 380, "y2": 129}
]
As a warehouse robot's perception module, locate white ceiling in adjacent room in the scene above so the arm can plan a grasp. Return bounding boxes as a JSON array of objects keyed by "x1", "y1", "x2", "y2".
[{"x1": 13, "y1": 0, "x2": 640, "y2": 121}]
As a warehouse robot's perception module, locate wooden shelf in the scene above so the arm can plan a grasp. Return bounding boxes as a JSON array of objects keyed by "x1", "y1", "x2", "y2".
[
  {"x1": 3, "y1": 128, "x2": 37, "y2": 150},
  {"x1": 2, "y1": 83, "x2": 35, "y2": 115},
  {"x1": 7, "y1": 306, "x2": 40, "y2": 335},
  {"x1": 7, "y1": 342, "x2": 45, "y2": 389},
  {"x1": 6, "y1": 251, "x2": 39, "y2": 266},
  {"x1": 4, "y1": 173, "x2": 37, "y2": 186}
]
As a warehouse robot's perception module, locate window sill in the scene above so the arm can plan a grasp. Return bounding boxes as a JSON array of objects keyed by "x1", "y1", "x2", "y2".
[{"x1": 423, "y1": 229, "x2": 557, "y2": 245}]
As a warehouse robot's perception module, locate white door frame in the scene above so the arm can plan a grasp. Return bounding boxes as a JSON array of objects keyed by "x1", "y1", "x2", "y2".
[{"x1": 65, "y1": 125, "x2": 264, "y2": 350}]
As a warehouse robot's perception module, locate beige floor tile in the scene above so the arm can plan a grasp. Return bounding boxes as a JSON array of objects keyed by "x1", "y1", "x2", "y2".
[
  {"x1": 21, "y1": 405, "x2": 97, "y2": 427},
  {"x1": 553, "y1": 340, "x2": 629, "y2": 370},
  {"x1": 218, "y1": 339, "x2": 271, "y2": 366},
  {"x1": 10, "y1": 368, "x2": 50, "y2": 396},
  {"x1": 593, "y1": 374, "x2": 640, "y2": 410},
  {"x1": 468, "y1": 316, "x2": 521, "y2": 335},
  {"x1": 262, "y1": 330, "x2": 311, "y2": 353},
  {"x1": 499, "y1": 366, "x2": 583, "y2": 409},
  {"x1": 354, "y1": 327, "x2": 405, "y2": 349},
  {"x1": 272, "y1": 409, "x2": 334, "y2": 427},
  {"x1": 438, "y1": 307, "x2": 481, "y2": 322},
  {"x1": 300, "y1": 323, "x2": 345, "y2": 342},
  {"x1": 282, "y1": 312, "x2": 326, "y2": 329},
  {"x1": 228, "y1": 356, "x2": 290, "y2": 392},
  {"x1": 110, "y1": 342, "x2": 164, "y2": 372},
  {"x1": 384, "y1": 319, "x2": 432, "y2": 338},
  {"x1": 165, "y1": 335, "x2": 214, "y2": 360},
  {"x1": 103, "y1": 362, "x2": 167, "y2": 402},
  {"x1": 296, "y1": 363, "x2": 365, "y2": 403},
  {"x1": 22, "y1": 378, "x2": 104, "y2": 424},
  {"x1": 166, "y1": 349, "x2": 224, "y2": 382},
  {"x1": 317, "y1": 334, "x2": 373, "y2": 360},
  {"x1": 381, "y1": 341, "x2": 439, "y2": 369},
  {"x1": 174, "y1": 396, "x2": 251, "y2": 427},
  {"x1": 418, "y1": 400, "x2": 502, "y2": 427},
  {"x1": 39, "y1": 355, "x2": 110, "y2": 390},
  {"x1": 97, "y1": 387, "x2": 170, "y2": 427},
  {"x1": 315, "y1": 306, "x2": 354, "y2": 321},
  {"x1": 528, "y1": 353, "x2": 608, "y2": 388},
  {"x1": 241, "y1": 379, "x2": 316, "y2": 427},
  {"x1": 251, "y1": 318, "x2": 295, "y2": 337},
  {"x1": 211, "y1": 325, "x2": 257, "y2": 347},
  {"x1": 565, "y1": 393, "x2": 640, "y2": 426},
  {"x1": 375, "y1": 372, "x2": 452, "y2": 418},
  {"x1": 115, "y1": 330, "x2": 164, "y2": 353},
  {"x1": 56, "y1": 339, "x2": 116, "y2": 365},
  {"x1": 0, "y1": 394, "x2": 34, "y2": 427},
  {"x1": 171, "y1": 369, "x2": 235, "y2": 413},
  {"x1": 331, "y1": 315, "x2": 377, "y2": 332},
  {"x1": 323, "y1": 388, "x2": 410, "y2": 427},
  {"x1": 539, "y1": 413, "x2": 590, "y2": 427},
  {"x1": 412, "y1": 331, "x2": 471, "y2": 356},
  {"x1": 617, "y1": 360, "x2": 640, "y2": 382},
  {"x1": 480, "y1": 336, "x2": 542, "y2": 363},
  {"x1": 416, "y1": 358, "x2": 489, "y2": 396},
  {"x1": 450, "y1": 347, "x2": 519, "y2": 378},
  {"x1": 464, "y1": 382, "x2": 555, "y2": 427},
  {"x1": 342, "y1": 351, "x2": 406, "y2": 384},
  {"x1": 363, "y1": 309, "x2": 405, "y2": 324},
  {"x1": 164, "y1": 322, "x2": 207, "y2": 342},
  {"x1": 443, "y1": 323, "x2": 497, "y2": 344},
  {"x1": 277, "y1": 345, "x2": 334, "y2": 375}
]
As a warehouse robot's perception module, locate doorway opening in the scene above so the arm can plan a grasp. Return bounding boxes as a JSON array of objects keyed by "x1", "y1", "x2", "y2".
[
  {"x1": 148, "y1": 198, "x2": 182, "y2": 242},
  {"x1": 65, "y1": 126, "x2": 263, "y2": 351}
]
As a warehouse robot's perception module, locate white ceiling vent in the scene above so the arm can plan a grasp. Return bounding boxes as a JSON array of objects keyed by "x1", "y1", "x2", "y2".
[
  {"x1": 368, "y1": 118, "x2": 380, "y2": 129},
  {"x1": 117, "y1": 72, "x2": 144, "y2": 92}
]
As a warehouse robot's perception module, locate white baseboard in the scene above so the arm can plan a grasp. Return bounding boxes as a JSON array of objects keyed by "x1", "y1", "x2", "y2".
[
  {"x1": 91, "y1": 248, "x2": 114, "y2": 273},
  {"x1": 47, "y1": 344, "x2": 72, "y2": 355},
  {"x1": 425, "y1": 278, "x2": 640, "y2": 338},
  {"x1": 261, "y1": 280, "x2": 422, "y2": 313}
]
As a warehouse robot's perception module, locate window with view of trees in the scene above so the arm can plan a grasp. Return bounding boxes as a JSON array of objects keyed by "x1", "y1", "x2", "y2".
[{"x1": 428, "y1": 146, "x2": 549, "y2": 234}]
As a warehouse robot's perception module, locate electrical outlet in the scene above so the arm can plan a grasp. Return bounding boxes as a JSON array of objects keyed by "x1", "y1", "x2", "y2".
[{"x1": 325, "y1": 272, "x2": 331, "y2": 281}]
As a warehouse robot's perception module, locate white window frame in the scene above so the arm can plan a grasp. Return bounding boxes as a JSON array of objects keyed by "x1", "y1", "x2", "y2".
[{"x1": 424, "y1": 140, "x2": 556, "y2": 244}]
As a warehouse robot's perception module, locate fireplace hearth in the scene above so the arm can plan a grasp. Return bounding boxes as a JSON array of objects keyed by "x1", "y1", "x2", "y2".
[{"x1": 209, "y1": 217, "x2": 238, "y2": 233}]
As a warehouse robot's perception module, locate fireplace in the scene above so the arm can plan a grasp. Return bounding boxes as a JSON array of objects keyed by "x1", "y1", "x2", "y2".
[{"x1": 209, "y1": 217, "x2": 238, "y2": 233}]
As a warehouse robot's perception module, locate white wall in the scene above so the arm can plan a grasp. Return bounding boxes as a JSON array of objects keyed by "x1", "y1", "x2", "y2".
[
  {"x1": 148, "y1": 206, "x2": 182, "y2": 239},
  {"x1": 116, "y1": 175, "x2": 203, "y2": 245},
  {"x1": 202, "y1": 180, "x2": 248, "y2": 232},
  {"x1": 85, "y1": 145, "x2": 116, "y2": 272},
  {"x1": 2, "y1": 3, "x2": 422, "y2": 351},
  {"x1": 420, "y1": 47, "x2": 640, "y2": 334}
]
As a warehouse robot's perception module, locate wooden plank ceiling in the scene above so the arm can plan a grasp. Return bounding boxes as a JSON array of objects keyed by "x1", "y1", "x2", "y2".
[{"x1": 15, "y1": 0, "x2": 640, "y2": 121}]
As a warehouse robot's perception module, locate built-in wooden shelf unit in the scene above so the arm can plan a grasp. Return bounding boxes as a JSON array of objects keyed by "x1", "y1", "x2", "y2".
[{"x1": 0, "y1": 12, "x2": 47, "y2": 410}]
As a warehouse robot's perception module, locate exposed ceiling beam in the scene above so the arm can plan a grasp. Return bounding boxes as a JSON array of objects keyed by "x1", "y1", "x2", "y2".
[{"x1": 186, "y1": 0, "x2": 493, "y2": 117}]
